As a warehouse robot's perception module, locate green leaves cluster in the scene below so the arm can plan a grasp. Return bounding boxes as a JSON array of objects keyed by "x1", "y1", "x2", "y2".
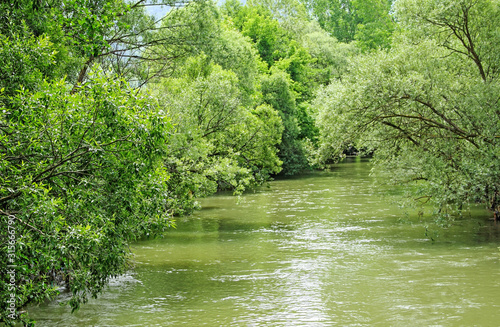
[
  {"x1": 222, "y1": 1, "x2": 341, "y2": 174},
  {"x1": 0, "y1": 0, "x2": 198, "y2": 325},
  {"x1": 313, "y1": 0, "x2": 500, "y2": 219},
  {"x1": 0, "y1": 70, "x2": 174, "y2": 324},
  {"x1": 151, "y1": 57, "x2": 283, "y2": 213},
  {"x1": 305, "y1": 0, "x2": 395, "y2": 51}
]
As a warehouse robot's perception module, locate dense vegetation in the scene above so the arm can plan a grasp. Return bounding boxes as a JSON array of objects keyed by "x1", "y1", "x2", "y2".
[
  {"x1": 1, "y1": 0, "x2": 499, "y2": 324},
  {"x1": 313, "y1": 0, "x2": 500, "y2": 220}
]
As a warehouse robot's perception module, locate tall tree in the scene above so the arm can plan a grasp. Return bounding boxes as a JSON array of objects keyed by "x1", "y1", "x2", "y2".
[
  {"x1": 313, "y1": 0, "x2": 500, "y2": 219},
  {"x1": 262, "y1": 70, "x2": 308, "y2": 175},
  {"x1": 151, "y1": 57, "x2": 283, "y2": 213},
  {"x1": 305, "y1": 0, "x2": 395, "y2": 50},
  {"x1": 306, "y1": 0, "x2": 359, "y2": 42},
  {"x1": 223, "y1": 0, "x2": 315, "y2": 174},
  {"x1": 0, "y1": 0, "x2": 209, "y2": 324}
]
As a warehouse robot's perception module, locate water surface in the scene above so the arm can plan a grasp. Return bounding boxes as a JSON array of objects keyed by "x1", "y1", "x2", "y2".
[{"x1": 29, "y1": 158, "x2": 500, "y2": 326}]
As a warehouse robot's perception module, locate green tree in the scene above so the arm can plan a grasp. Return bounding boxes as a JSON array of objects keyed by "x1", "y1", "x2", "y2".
[
  {"x1": 353, "y1": 0, "x2": 395, "y2": 51},
  {"x1": 246, "y1": 0, "x2": 310, "y2": 37},
  {"x1": 304, "y1": 0, "x2": 395, "y2": 50},
  {"x1": 313, "y1": 0, "x2": 500, "y2": 219},
  {"x1": 306, "y1": 0, "x2": 359, "y2": 42},
  {"x1": 262, "y1": 70, "x2": 309, "y2": 175},
  {"x1": 0, "y1": 70, "x2": 173, "y2": 324},
  {"x1": 223, "y1": 0, "x2": 323, "y2": 173},
  {"x1": 151, "y1": 57, "x2": 283, "y2": 213},
  {"x1": 273, "y1": 40, "x2": 314, "y2": 101},
  {"x1": 0, "y1": 0, "x2": 210, "y2": 324},
  {"x1": 298, "y1": 21, "x2": 358, "y2": 85},
  {"x1": 141, "y1": 0, "x2": 222, "y2": 84},
  {"x1": 237, "y1": 6, "x2": 290, "y2": 67},
  {"x1": 204, "y1": 28, "x2": 264, "y2": 105},
  {"x1": 1, "y1": 0, "x2": 213, "y2": 90}
]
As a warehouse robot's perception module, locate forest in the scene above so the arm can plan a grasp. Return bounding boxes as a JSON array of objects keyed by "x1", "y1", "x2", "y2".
[{"x1": 1, "y1": 0, "x2": 499, "y2": 324}]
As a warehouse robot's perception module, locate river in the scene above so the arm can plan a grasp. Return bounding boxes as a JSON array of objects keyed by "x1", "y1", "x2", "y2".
[{"x1": 28, "y1": 158, "x2": 500, "y2": 326}]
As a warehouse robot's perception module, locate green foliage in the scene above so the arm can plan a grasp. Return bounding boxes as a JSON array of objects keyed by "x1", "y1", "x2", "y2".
[
  {"x1": 246, "y1": 0, "x2": 310, "y2": 36},
  {"x1": 305, "y1": 0, "x2": 395, "y2": 51},
  {"x1": 298, "y1": 21, "x2": 358, "y2": 85},
  {"x1": 393, "y1": 0, "x2": 500, "y2": 82},
  {"x1": 296, "y1": 102, "x2": 319, "y2": 143},
  {"x1": 238, "y1": 6, "x2": 290, "y2": 66},
  {"x1": 273, "y1": 40, "x2": 314, "y2": 101},
  {"x1": 206, "y1": 28, "x2": 264, "y2": 104},
  {"x1": 261, "y1": 70, "x2": 309, "y2": 175},
  {"x1": 306, "y1": 0, "x2": 360, "y2": 43},
  {"x1": 223, "y1": 0, "x2": 331, "y2": 173},
  {"x1": 0, "y1": 0, "x2": 130, "y2": 83},
  {"x1": 0, "y1": 70, "x2": 173, "y2": 324},
  {"x1": 148, "y1": 0, "x2": 222, "y2": 75},
  {"x1": 151, "y1": 58, "x2": 283, "y2": 213},
  {"x1": 0, "y1": 30, "x2": 58, "y2": 96},
  {"x1": 352, "y1": 0, "x2": 395, "y2": 51},
  {"x1": 313, "y1": 0, "x2": 500, "y2": 219}
]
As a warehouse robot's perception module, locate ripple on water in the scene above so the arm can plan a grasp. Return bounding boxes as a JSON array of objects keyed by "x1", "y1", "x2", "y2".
[{"x1": 27, "y1": 159, "x2": 500, "y2": 326}]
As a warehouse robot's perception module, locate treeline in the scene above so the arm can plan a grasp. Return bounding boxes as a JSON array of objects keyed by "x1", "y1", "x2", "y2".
[
  {"x1": 0, "y1": 0, "x2": 356, "y2": 323},
  {"x1": 2, "y1": 0, "x2": 499, "y2": 324}
]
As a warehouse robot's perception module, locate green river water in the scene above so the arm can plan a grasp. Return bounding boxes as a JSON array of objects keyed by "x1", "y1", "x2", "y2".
[{"x1": 28, "y1": 158, "x2": 500, "y2": 326}]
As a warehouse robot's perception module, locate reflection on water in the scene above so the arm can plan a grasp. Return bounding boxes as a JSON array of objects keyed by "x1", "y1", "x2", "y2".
[{"x1": 28, "y1": 158, "x2": 500, "y2": 326}]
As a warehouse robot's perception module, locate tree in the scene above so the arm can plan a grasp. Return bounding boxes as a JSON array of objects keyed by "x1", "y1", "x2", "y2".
[
  {"x1": 237, "y1": 6, "x2": 290, "y2": 67},
  {"x1": 246, "y1": 0, "x2": 310, "y2": 37},
  {"x1": 0, "y1": 71, "x2": 173, "y2": 324},
  {"x1": 313, "y1": 0, "x2": 500, "y2": 219},
  {"x1": 262, "y1": 70, "x2": 309, "y2": 175},
  {"x1": 0, "y1": 0, "x2": 213, "y2": 91},
  {"x1": 353, "y1": 0, "x2": 395, "y2": 51},
  {"x1": 202, "y1": 28, "x2": 264, "y2": 105},
  {"x1": 298, "y1": 21, "x2": 358, "y2": 86},
  {"x1": 0, "y1": 0, "x2": 209, "y2": 324},
  {"x1": 137, "y1": 0, "x2": 222, "y2": 86},
  {"x1": 304, "y1": 0, "x2": 395, "y2": 50},
  {"x1": 222, "y1": 0, "x2": 327, "y2": 173},
  {"x1": 151, "y1": 57, "x2": 283, "y2": 213},
  {"x1": 306, "y1": 0, "x2": 359, "y2": 42}
]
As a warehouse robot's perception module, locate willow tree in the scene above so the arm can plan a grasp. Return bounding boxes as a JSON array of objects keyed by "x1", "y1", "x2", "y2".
[
  {"x1": 314, "y1": 0, "x2": 500, "y2": 219},
  {"x1": 304, "y1": 0, "x2": 395, "y2": 50},
  {"x1": 151, "y1": 57, "x2": 283, "y2": 214},
  {"x1": 0, "y1": 0, "x2": 209, "y2": 325}
]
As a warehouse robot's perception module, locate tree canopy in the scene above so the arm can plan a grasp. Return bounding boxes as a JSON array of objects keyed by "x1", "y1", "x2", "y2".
[
  {"x1": 313, "y1": 0, "x2": 500, "y2": 219},
  {"x1": 305, "y1": 0, "x2": 395, "y2": 50}
]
